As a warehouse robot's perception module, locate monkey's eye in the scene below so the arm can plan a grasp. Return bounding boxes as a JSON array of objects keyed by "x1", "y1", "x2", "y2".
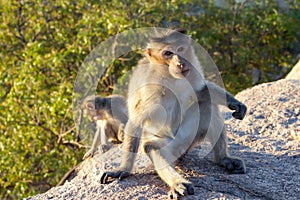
[
  {"x1": 162, "y1": 50, "x2": 173, "y2": 58},
  {"x1": 177, "y1": 46, "x2": 184, "y2": 52}
]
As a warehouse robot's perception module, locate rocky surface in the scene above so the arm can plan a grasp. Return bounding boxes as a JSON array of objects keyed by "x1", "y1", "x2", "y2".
[
  {"x1": 286, "y1": 60, "x2": 300, "y2": 80},
  {"x1": 29, "y1": 79, "x2": 300, "y2": 200}
]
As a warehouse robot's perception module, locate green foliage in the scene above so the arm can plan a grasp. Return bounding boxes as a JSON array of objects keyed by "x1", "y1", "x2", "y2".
[
  {"x1": 0, "y1": 0, "x2": 299, "y2": 198},
  {"x1": 190, "y1": 1, "x2": 300, "y2": 92}
]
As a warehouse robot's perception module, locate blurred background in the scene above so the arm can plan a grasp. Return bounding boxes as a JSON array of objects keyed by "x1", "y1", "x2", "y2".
[{"x1": 0, "y1": 0, "x2": 299, "y2": 198}]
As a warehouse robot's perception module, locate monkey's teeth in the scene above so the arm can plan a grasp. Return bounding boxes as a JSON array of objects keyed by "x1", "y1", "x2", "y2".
[{"x1": 93, "y1": 115, "x2": 102, "y2": 120}]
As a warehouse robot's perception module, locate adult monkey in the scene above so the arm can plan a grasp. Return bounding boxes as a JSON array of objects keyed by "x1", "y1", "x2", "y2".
[{"x1": 101, "y1": 28, "x2": 246, "y2": 199}]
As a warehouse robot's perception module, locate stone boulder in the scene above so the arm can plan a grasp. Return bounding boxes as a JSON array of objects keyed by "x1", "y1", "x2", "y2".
[
  {"x1": 286, "y1": 60, "x2": 300, "y2": 80},
  {"x1": 29, "y1": 79, "x2": 300, "y2": 200}
]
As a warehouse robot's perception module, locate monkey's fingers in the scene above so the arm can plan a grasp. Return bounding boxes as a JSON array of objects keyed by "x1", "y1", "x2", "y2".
[
  {"x1": 229, "y1": 102, "x2": 247, "y2": 120},
  {"x1": 168, "y1": 189, "x2": 179, "y2": 199},
  {"x1": 82, "y1": 150, "x2": 93, "y2": 160},
  {"x1": 100, "y1": 172, "x2": 114, "y2": 184},
  {"x1": 99, "y1": 144, "x2": 111, "y2": 153},
  {"x1": 118, "y1": 171, "x2": 130, "y2": 180},
  {"x1": 168, "y1": 183, "x2": 194, "y2": 199},
  {"x1": 100, "y1": 171, "x2": 130, "y2": 184},
  {"x1": 100, "y1": 172, "x2": 111, "y2": 184}
]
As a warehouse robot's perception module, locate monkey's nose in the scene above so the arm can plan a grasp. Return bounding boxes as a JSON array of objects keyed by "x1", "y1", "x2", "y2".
[{"x1": 177, "y1": 62, "x2": 185, "y2": 69}]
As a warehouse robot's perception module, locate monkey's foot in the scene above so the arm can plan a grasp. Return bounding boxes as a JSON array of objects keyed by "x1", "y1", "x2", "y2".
[
  {"x1": 99, "y1": 144, "x2": 111, "y2": 153},
  {"x1": 219, "y1": 157, "x2": 246, "y2": 174},
  {"x1": 228, "y1": 102, "x2": 247, "y2": 120},
  {"x1": 82, "y1": 149, "x2": 95, "y2": 160},
  {"x1": 168, "y1": 183, "x2": 194, "y2": 199},
  {"x1": 100, "y1": 170, "x2": 130, "y2": 184}
]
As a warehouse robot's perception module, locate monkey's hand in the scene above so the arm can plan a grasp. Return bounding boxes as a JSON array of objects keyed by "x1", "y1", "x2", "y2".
[
  {"x1": 82, "y1": 149, "x2": 96, "y2": 160},
  {"x1": 228, "y1": 101, "x2": 247, "y2": 120},
  {"x1": 100, "y1": 170, "x2": 130, "y2": 184},
  {"x1": 99, "y1": 144, "x2": 111, "y2": 153}
]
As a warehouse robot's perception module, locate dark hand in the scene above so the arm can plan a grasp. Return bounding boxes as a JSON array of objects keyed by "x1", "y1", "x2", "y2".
[
  {"x1": 100, "y1": 170, "x2": 130, "y2": 184},
  {"x1": 228, "y1": 102, "x2": 247, "y2": 120}
]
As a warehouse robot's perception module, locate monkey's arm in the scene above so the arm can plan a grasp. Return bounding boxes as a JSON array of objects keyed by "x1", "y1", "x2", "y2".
[
  {"x1": 100, "y1": 121, "x2": 141, "y2": 184},
  {"x1": 197, "y1": 81, "x2": 247, "y2": 120},
  {"x1": 82, "y1": 120, "x2": 104, "y2": 160}
]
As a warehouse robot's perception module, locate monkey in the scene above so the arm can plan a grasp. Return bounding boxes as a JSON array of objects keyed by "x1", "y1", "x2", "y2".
[
  {"x1": 100, "y1": 28, "x2": 247, "y2": 199},
  {"x1": 81, "y1": 94, "x2": 128, "y2": 160},
  {"x1": 197, "y1": 80, "x2": 247, "y2": 120}
]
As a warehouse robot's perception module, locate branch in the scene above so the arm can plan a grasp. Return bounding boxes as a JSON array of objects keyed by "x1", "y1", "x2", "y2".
[
  {"x1": 60, "y1": 140, "x2": 84, "y2": 148},
  {"x1": 16, "y1": 1, "x2": 27, "y2": 44},
  {"x1": 32, "y1": 121, "x2": 58, "y2": 137},
  {"x1": 60, "y1": 125, "x2": 76, "y2": 138},
  {"x1": 30, "y1": 121, "x2": 83, "y2": 149},
  {"x1": 0, "y1": 84, "x2": 12, "y2": 103},
  {"x1": 56, "y1": 161, "x2": 84, "y2": 186},
  {"x1": 75, "y1": 109, "x2": 84, "y2": 142}
]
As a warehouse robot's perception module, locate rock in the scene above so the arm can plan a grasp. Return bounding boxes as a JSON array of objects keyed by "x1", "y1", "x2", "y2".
[
  {"x1": 286, "y1": 60, "x2": 300, "y2": 80},
  {"x1": 28, "y1": 79, "x2": 300, "y2": 200}
]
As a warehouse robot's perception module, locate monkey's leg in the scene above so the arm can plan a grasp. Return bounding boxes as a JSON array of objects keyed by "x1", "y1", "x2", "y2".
[
  {"x1": 207, "y1": 106, "x2": 246, "y2": 174},
  {"x1": 100, "y1": 120, "x2": 142, "y2": 184},
  {"x1": 144, "y1": 140, "x2": 194, "y2": 199},
  {"x1": 144, "y1": 104, "x2": 199, "y2": 199}
]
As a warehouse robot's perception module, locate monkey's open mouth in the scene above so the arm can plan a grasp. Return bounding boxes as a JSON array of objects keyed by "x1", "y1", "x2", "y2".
[
  {"x1": 181, "y1": 69, "x2": 190, "y2": 77},
  {"x1": 93, "y1": 115, "x2": 102, "y2": 120}
]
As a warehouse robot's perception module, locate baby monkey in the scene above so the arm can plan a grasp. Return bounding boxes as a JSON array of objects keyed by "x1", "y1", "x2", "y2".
[{"x1": 82, "y1": 95, "x2": 128, "y2": 160}]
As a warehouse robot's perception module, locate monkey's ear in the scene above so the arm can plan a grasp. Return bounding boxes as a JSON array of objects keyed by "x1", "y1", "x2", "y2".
[
  {"x1": 144, "y1": 49, "x2": 152, "y2": 58},
  {"x1": 86, "y1": 102, "x2": 94, "y2": 110},
  {"x1": 175, "y1": 28, "x2": 187, "y2": 35},
  {"x1": 144, "y1": 49, "x2": 158, "y2": 64}
]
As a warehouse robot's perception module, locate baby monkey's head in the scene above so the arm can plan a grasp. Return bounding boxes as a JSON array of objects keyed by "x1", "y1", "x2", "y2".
[{"x1": 82, "y1": 95, "x2": 112, "y2": 121}]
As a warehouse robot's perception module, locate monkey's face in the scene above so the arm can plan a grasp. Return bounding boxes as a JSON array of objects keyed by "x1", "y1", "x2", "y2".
[
  {"x1": 145, "y1": 44, "x2": 193, "y2": 79},
  {"x1": 84, "y1": 98, "x2": 110, "y2": 121},
  {"x1": 164, "y1": 50, "x2": 192, "y2": 79}
]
